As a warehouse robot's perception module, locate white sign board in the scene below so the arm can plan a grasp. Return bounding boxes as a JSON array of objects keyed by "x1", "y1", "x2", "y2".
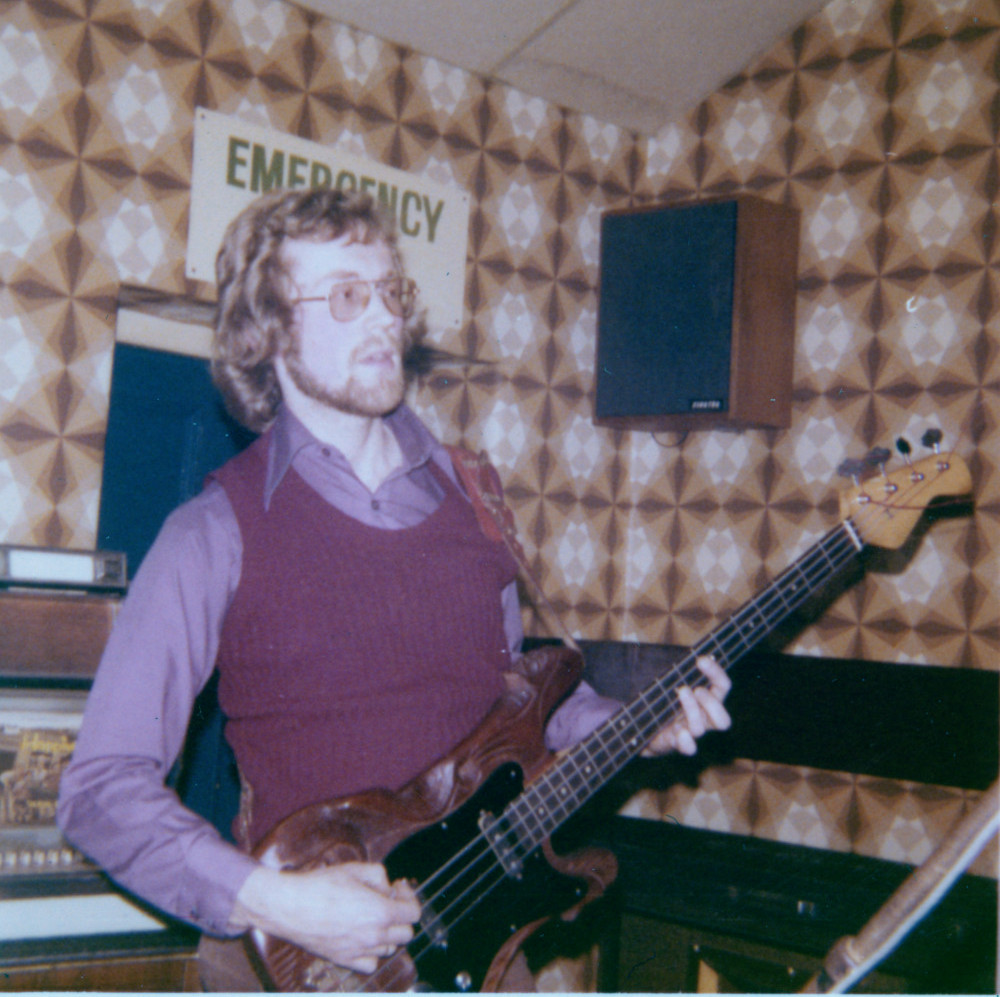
[{"x1": 187, "y1": 108, "x2": 470, "y2": 331}]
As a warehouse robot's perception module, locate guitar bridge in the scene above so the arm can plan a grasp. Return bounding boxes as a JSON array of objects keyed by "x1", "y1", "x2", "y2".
[{"x1": 479, "y1": 811, "x2": 525, "y2": 878}]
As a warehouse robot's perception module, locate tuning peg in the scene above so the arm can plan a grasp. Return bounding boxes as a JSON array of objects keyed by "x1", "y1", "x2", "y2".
[
  {"x1": 863, "y1": 445, "x2": 904, "y2": 493},
  {"x1": 921, "y1": 428, "x2": 943, "y2": 453},
  {"x1": 920, "y1": 428, "x2": 951, "y2": 472},
  {"x1": 863, "y1": 447, "x2": 892, "y2": 473},
  {"x1": 836, "y1": 457, "x2": 866, "y2": 482},
  {"x1": 892, "y1": 437, "x2": 920, "y2": 485}
]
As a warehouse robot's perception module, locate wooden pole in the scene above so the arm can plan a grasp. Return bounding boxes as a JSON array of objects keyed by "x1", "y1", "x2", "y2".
[{"x1": 801, "y1": 778, "x2": 998, "y2": 994}]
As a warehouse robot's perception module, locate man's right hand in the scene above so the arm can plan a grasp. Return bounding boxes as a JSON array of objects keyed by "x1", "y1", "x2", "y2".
[{"x1": 230, "y1": 860, "x2": 421, "y2": 974}]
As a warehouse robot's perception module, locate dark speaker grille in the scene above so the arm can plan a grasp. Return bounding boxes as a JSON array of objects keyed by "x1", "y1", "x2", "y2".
[{"x1": 596, "y1": 200, "x2": 738, "y2": 419}]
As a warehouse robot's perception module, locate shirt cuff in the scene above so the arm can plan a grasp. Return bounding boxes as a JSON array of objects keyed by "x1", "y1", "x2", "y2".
[
  {"x1": 180, "y1": 837, "x2": 260, "y2": 937},
  {"x1": 544, "y1": 680, "x2": 621, "y2": 752}
]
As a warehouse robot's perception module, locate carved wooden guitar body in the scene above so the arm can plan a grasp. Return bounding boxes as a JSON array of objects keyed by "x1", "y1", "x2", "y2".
[
  {"x1": 251, "y1": 645, "x2": 614, "y2": 993},
  {"x1": 251, "y1": 447, "x2": 972, "y2": 992}
]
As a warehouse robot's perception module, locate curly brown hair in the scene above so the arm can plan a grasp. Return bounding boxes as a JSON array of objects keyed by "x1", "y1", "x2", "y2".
[{"x1": 212, "y1": 188, "x2": 423, "y2": 432}]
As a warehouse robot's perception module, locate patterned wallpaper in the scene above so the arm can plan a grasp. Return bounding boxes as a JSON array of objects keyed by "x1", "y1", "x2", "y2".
[{"x1": 0, "y1": 0, "x2": 995, "y2": 886}]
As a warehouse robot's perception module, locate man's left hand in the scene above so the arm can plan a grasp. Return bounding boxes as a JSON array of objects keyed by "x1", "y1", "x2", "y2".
[{"x1": 641, "y1": 655, "x2": 731, "y2": 757}]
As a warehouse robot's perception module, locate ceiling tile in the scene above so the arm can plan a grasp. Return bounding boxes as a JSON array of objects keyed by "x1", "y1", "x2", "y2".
[
  {"x1": 291, "y1": 0, "x2": 829, "y2": 133},
  {"x1": 290, "y1": 0, "x2": 572, "y2": 74}
]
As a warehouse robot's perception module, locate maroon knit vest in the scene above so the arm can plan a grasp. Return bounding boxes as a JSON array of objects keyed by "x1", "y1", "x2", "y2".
[{"x1": 210, "y1": 433, "x2": 518, "y2": 848}]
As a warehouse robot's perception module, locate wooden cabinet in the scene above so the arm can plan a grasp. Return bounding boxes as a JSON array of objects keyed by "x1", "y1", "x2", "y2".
[
  {"x1": 0, "y1": 872, "x2": 201, "y2": 992},
  {"x1": 0, "y1": 585, "x2": 201, "y2": 992},
  {"x1": 0, "y1": 934, "x2": 200, "y2": 991},
  {"x1": 0, "y1": 589, "x2": 119, "y2": 680}
]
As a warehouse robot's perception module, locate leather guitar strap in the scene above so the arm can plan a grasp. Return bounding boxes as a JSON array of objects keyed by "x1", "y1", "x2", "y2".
[{"x1": 445, "y1": 445, "x2": 581, "y2": 654}]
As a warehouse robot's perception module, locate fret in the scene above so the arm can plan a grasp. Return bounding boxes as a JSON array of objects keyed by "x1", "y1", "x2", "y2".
[
  {"x1": 528, "y1": 769, "x2": 578, "y2": 826},
  {"x1": 610, "y1": 712, "x2": 645, "y2": 754},
  {"x1": 504, "y1": 800, "x2": 540, "y2": 853},
  {"x1": 730, "y1": 615, "x2": 755, "y2": 656},
  {"x1": 819, "y1": 531, "x2": 845, "y2": 571},
  {"x1": 547, "y1": 784, "x2": 576, "y2": 824},
  {"x1": 631, "y1": 691, "x2": 669, "y2": 739},
  {"x1": 697, "y1": 631, "x2": 727, "y2": 664},
  {"x1": 515, "y1": 766, "x2": 581, "y2": 848},
  {"x1": 734, "y1": 606, "x2": 767, "y2": 648},
  {"x1": 640, "y1": 684, "x2": 674, "y2": 722},
  {"x1": 771, "y1": 562, "x2": 807, "y2": 614},
  {"x1": 586, "y1": 738, "x2": 616, "y2": 774},
  {"x1": 560, "y1": 753, "x2": 591, "y2": 799}
]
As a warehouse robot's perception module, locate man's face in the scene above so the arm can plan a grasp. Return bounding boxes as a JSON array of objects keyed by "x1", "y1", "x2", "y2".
[{"x1": 279, "y1": 234, "x2": 406, "y2": 418}]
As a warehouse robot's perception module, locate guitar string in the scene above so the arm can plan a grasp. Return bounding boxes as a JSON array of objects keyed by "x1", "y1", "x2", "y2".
[
  {"x1": 592, "y1": 472, "x2": 962, "y2": 903},
  {"x1": 357, "y1": 844, "x2": 502, "y2": 990},
  {"x1": 353, "y1": 465, "x2": 947, "y2": 990},
  {"x1": 359, "y1": 522, "x2": 866, "y2": 990}
]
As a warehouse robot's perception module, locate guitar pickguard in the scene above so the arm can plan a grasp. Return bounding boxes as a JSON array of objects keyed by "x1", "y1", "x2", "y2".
[{"x1": 385, "y1": 762, "x2": 590, "y2": 992}]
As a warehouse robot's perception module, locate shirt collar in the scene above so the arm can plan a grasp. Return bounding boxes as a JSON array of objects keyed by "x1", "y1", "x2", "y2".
[{"x1": 263, "y1": 403, "x2": 441, "y2": 508}]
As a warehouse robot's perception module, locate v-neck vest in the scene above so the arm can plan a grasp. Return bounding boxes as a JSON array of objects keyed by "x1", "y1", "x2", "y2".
[{"x1": 210, "y1": 432, "x2": 518, "y2": 847}]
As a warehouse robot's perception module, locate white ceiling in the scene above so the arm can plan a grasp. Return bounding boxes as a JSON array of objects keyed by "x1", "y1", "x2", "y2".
[{"x1": 290, "y1": 0, "x2": 829, "y2": 135}]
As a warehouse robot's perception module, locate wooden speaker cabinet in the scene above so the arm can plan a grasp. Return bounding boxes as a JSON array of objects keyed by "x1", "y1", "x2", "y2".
[{"x1": 595, "y1": 195, "x2": 800, "y2": 432}]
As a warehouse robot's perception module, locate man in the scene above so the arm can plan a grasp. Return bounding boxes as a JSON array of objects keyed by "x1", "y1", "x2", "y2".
[{"x1": 58, "y1": 189, "x2": 730, "y2": 983}]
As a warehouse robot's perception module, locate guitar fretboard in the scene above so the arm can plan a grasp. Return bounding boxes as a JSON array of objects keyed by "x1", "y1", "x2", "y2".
[{"x1": 496, "y1": 518, "x2": 863, "y2": 858}]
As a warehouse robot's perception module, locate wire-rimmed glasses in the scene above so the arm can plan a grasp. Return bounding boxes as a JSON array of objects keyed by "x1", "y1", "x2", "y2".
[{"x1": 291, "y1": 277, "x2": 417, "y2": 322}]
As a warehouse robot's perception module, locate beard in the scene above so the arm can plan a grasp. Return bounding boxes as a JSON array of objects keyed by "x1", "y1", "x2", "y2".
[{"x1": 282, "y1": 335, "x2": 406, "y2": 417}]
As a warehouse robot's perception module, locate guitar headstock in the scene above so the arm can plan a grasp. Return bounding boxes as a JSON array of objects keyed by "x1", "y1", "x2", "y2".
[{"x1": 837, "y1": 433, "x2": 972, "y2": 550}]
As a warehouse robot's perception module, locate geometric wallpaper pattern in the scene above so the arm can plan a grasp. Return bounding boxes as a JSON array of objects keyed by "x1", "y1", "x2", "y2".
[{"x1": 0, "y1": 0, "x2": 996, "y2": 892}]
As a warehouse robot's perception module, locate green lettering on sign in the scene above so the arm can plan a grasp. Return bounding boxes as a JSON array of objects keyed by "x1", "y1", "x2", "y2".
[
  {"x1": 251, "y1": 144, "x2": 285, "y2": 192},
  {"x1": 220, "y1": 135, "x2": 451, "y2": 248},
  {"x1": 288, "y1": 155, "x2": 309, "y2": 188},
  {"x1": 378, "y1": 182, "x2": 398, "y2": 217},
  {"x1": 400, "y1": 190, "x2": 421, "y2": 237},
  {"x1": 423, "y1": 196, "x2": 444, "y2": 244},
  {"x1": 310, "y1": 162, "x2": 333, "y2": 187},
  {"x1": 226, "y1": 137, "x2": 249, "y2": 188}
]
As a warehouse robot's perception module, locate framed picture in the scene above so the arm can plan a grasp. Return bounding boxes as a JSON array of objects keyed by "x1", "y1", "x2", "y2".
[{"x1": 0, "y1": 687, "x2": 93, "y2": 879}]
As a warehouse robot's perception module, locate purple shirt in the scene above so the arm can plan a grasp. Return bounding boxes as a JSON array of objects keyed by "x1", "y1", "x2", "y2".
[{"x1": 57, "y1": 405, "x2": 618, "y2": 937}]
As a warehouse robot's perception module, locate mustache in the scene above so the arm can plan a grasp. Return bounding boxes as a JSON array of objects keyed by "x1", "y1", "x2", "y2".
[{"x1": 351, "y1": 336, "x2": 403, "y2": 365}]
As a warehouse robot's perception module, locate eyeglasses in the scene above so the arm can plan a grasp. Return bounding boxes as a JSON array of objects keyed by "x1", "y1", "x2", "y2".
[{"x1": 291, "y1": 277, "x2": 417, "y2": 322}]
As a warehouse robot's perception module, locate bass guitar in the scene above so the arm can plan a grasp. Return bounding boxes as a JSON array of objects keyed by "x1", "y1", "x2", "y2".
[{"x1": 251, "y1": 441, "x2": 971, "y2": 992}]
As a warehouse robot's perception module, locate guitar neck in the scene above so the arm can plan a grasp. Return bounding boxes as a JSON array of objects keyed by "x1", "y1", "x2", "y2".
[{"x1": 504, "y1": 518, "x2": 865, "y2": 851}]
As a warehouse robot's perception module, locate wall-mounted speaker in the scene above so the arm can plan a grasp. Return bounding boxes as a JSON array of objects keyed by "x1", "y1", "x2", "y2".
[{"x1": 594, "y1": 195, "x2": 800, "y2": 431}]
